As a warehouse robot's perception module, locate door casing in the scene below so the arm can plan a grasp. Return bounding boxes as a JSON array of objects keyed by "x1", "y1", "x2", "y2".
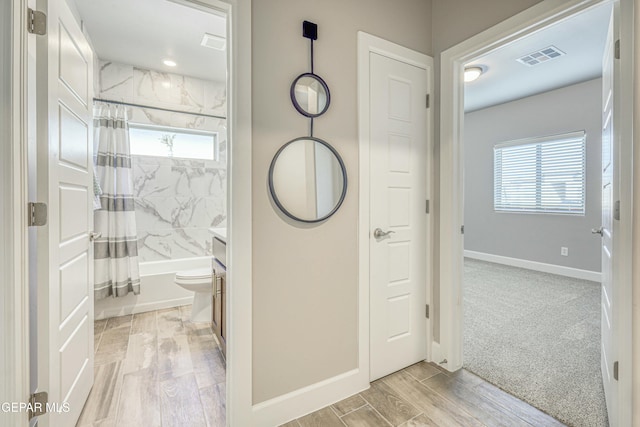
[
  {"x1": 357, "y1": 32, "x2": 435, "y2": 381},
  {"x1": 6, "y1": 1, "x2": 256, "y2": 426},
  {"x1": 438, "y1": 0, "x2": 633, "y2": 425},
  {"x1": 3, "y1": 2, "x2": 30, "y2": 427}
]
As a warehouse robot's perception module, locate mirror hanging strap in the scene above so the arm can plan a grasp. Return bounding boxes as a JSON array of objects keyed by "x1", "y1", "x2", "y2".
[
  {"x1": 310, "y1": 38, "x2": 314, "y2": 74},
  {"x1": 309, "y1": 37, "x2": 314, "y2": 137}
]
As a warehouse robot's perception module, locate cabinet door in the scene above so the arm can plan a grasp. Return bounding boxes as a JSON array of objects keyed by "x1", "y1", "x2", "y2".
[
  {"x1": 212, "y1": 269, "x2": 222, "y2": 341},
  {"x1": 220, "y1": 274, "x2": 226, "y2": 356}
]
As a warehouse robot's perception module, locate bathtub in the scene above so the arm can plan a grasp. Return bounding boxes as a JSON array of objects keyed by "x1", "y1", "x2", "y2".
[{"x1": 94, "y1": 256, "x2": 212, "y2": 320}]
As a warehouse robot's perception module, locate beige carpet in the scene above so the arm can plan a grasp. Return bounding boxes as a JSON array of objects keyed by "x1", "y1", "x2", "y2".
[{"x1": 463, "y1": 258, "x2": 608, "y2": 427}]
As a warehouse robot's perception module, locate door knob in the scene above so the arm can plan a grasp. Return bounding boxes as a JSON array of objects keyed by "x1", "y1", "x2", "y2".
[
  {"x1": 591, "y1": 227, "x2": 604, "y2": 236},
  {"x1": 89, "y1": 231, "x2": 102, "y2": 241},
  {"x1": 373, "y1": 228, "x2": 395, "y2": 239}
]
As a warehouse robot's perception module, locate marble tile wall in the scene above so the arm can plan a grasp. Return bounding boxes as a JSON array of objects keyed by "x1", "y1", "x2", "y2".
[
  {"x1": 132, "y1": 156, "x2": 226, "y2": 262},
  {"x1": 98, "y1": 60, "x2": 226, "y2": 118},
  {"x1": 98, "y1": 60, "x2": 227, "y2": 262}
]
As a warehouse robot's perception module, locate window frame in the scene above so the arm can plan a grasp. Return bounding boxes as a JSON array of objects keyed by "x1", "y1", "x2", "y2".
[
  {"x1": 128, "y1": 122, "x2": 220, "y2": 161},
  {"x1": 493, "y1": 130, "x2": 587, "y2": 216}
]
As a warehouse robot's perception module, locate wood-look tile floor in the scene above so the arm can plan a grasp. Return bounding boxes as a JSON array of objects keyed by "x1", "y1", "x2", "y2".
[
  {"x1": 282, "y1": 362, "x2": 566, "y2": 427},
  {"x1": 76, "y1": 305, "x2": 226, "y2": 427},
  {"x1": 79, "y1": 307, "x2": 565, "y2": 427}
]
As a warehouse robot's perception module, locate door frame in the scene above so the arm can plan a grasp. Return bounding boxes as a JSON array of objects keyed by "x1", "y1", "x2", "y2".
[
  {"x1": 438, "y1": 0, "x2": 633, "y2": 424},
  {"x1": 357, "y1": 32, "x2": 434, "y2": 381},
  {"x1": 3, "y1": 2, "x2": 30, "y2": 427},
  {"x1": 156, "y1": 1, "x2": 259, "y2": 425},
  {"x1": 5, "y1": 0, "x2": 253, "y2": 426},
  {"x1": 165, "y1": 2, "x2": 253, "y2": 426}
]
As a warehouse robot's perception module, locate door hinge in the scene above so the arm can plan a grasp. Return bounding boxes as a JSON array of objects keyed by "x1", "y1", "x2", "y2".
[
  {"x1": 426, "y1": 94, "x2": 430, "y2": 109},
  {"x1": 425, "y1": 304, "x2": 430, "y2": 319},
  {"x1": 27, "y1": 8, "x2": 47, "y2": 35},
  {"x1": 28, "y1": 202, "x2": 48, "y2": 227},
  {"x1": 425, "y1": 199, "x2": 430, "y2": 214},
  {"x1": 613, "y1": 361, "x2": 619, "y2": 381},
  {"x1": 461, "y1": 225, "x2": 465, "y2": 234},
  {"x1": 614, "y1": 200, "x2": 620, "y2": 221},
  {"x1": 28, "y1": 391, "x2": 48, "y2": 420},
  {"x1": 615, "y1": 39, "x2": 620, "y2": 60}
]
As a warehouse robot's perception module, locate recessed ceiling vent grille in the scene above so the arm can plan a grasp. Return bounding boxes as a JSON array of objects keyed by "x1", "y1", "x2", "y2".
[
  {"x1": 517, "y1": 46, "x2": 565, "y2": 66},
  {"x1": 201, "y1": 33, "x2": 226, "y2": 51}
]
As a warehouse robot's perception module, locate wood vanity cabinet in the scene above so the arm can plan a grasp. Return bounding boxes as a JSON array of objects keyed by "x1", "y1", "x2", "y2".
[{"x1": 212, "y1": 260, "x2": 226, "y2": 357}]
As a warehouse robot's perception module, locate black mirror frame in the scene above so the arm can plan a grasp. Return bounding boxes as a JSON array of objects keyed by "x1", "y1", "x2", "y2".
[
  {"x1": 290, "y1": 73, "x2": 331, "y2": 118},
  {"x1": 268, "y1": 136, "x2": 347, "y2": 223}
]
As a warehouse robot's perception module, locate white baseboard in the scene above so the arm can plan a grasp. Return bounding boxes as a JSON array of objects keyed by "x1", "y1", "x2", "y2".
[
  {"x1": 95, "y1": 297, "x2": 193, "y2": 320},
  {"x1": 431, "y1": 341, "x2": 442, "y2": 365},
  {"x1": 429, "y1": 341, "x2": 456, "y2": 372},
  {"x1": 251, "y1": 368, "x2": 369, "y2": 426},
  {"x1": 464, "y1": 250, "x2": 602, "y2": 282}
]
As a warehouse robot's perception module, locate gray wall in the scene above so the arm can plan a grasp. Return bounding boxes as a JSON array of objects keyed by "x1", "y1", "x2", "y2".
[
  {"x1": 430, "y1": 0, "x2": 543, "y2": 343},
  {"x1": 251, "y1": 0, "x2": 432, "y2": 404},
  {"x1": 464, "y1": 79, "x2": 602, "y2": 272},
  {"x1": 432, "y1": 0, "x2": 544, "y2": 54}
]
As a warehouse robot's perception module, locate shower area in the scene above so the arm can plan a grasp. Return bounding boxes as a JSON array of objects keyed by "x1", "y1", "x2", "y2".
[{"x1": 93, "y1": 60, "x2": 227, "y2": 319}]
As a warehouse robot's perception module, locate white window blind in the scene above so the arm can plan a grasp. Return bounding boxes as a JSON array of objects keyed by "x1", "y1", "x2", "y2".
[{"x1": 494, "y1": 131, "x2": 586, "y2": 215}]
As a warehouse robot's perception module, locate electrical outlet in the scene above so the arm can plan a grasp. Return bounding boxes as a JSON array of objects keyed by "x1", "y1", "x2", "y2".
[{"x1": 561, "y1": 247, "x2": 569, "y2": 256}]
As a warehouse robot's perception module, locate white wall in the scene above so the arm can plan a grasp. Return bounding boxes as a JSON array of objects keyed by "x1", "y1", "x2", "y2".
[
  {"x1": 464, "y1": 79, "x2": 602, "y2": 273},
  {"x1": 251, "y1": 0, "x2": 432, "y2": 404}
]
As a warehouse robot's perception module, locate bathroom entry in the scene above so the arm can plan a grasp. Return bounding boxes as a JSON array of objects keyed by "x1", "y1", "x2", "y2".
[{"x1": 32, "y1": 0, "x2": 231, "y2": 425}]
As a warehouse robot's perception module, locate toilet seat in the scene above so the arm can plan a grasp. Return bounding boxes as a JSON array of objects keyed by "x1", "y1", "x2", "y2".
[
  {"x1": 175, "y1": 267, "x2": 213, "y2": 284},
  {"x1": 174, "y1": 265, "x2": 214, "y2": 323}
]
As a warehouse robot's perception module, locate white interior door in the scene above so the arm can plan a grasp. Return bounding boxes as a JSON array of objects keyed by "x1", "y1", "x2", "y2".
[
  {"x1": 600, "y1": 9, "x2": 617, "y2": 427},
  {"x1": 37, "y1": 0, "x2": 95, "y2": 425},
  {"x1": 370, "y1": 52, "x2": 429, "y2": 381}
]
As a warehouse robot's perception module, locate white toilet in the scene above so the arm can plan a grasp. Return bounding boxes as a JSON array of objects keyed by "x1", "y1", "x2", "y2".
[{"x1": 174, "y1": 266, "x2": 214, "y2": 323}]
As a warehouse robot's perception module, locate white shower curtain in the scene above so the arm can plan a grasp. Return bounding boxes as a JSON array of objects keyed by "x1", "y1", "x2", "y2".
[{"x1": 93, "y1": 103, "x2": 141, "y2": 299}]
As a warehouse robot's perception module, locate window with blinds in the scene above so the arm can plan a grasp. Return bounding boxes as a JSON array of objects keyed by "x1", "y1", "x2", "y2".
[{"x1": 493, "y1": 131, "x2": 586, "y2": 215}]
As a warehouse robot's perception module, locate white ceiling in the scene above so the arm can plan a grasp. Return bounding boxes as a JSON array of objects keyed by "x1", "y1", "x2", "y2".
[
  {"x1": 72, "y1": 0, "x2": 227, "y2": 82},
  {"x1": 464, "y1": 3, "x2": 612, "y2": 112}
]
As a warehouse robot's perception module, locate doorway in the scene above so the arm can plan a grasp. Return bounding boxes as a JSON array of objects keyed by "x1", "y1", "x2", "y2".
[
  {"x1": 30, "y1": 0, "x2": 234, "y2": 425},
  {"x1": 439, "y1": 0, "x2": 633, "y2": 425},
  {"x1": 460, "y1": 5, "x2": 610, "y2": 425},
  {"x1": 357, "y1": 32, "x2": 434, "y2": 382}
]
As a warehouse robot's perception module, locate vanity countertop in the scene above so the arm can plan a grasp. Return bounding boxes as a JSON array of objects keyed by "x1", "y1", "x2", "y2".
[{"x1": 209, "y1": 227, "x2": 227, "y2": 243}]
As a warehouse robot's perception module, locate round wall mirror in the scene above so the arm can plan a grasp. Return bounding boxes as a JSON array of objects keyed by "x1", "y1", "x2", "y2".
[
  {"x1": 269, "y1": 137, "x2": 347, "y2": 223},
  {"x1": 290, "y1": 73, "x2": 330, "y2": 117}
]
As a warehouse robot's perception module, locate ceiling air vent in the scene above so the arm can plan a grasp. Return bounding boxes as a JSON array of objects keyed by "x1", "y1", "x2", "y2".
[
  {"x1": 516, "y1": 46, "x2": 565, "y2": 66},
  {"x1": 201, "y1": 33, "x2": 226, "y2": 51}
]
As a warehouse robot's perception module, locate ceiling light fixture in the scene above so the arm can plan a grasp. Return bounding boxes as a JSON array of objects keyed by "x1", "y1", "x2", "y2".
[
  {"x1": 201, "y1": 33, "x2": 226, "y2": 50},
  {"x1": 163, "y1": 59, "x2": 177, "y2": 67},
  {"x1": 464, "y1": 66, "x2": 484, "y2": 83}
]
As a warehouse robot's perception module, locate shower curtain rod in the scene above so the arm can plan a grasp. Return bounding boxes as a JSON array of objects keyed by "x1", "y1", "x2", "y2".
[{"x1": 93, "y1": 98, "x2": 226, "y2": 120}]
